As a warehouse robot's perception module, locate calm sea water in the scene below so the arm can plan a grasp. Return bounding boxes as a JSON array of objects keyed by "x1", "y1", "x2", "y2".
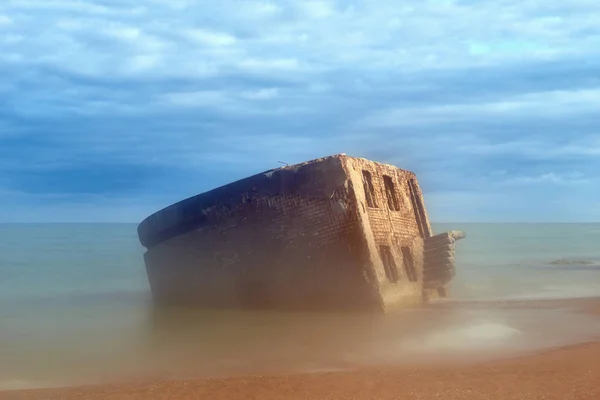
[{"x1": 1, "y1": 223, "x2": 600, "y2": 390}]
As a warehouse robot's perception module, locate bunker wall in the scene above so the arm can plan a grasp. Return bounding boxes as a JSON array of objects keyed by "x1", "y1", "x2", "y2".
[{"x1": 144, "y1": 156, "x2": 381, "y2": 311}]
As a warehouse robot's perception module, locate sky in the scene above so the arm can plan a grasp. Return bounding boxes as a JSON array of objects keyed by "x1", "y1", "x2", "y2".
[{"x1": 0, "y1": 0, "x2": 599, "y2": 223}]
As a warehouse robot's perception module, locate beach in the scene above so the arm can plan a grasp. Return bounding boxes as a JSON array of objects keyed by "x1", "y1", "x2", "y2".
[{"x1": 2, "y1": 297, "x2": 600, "y2": 400}]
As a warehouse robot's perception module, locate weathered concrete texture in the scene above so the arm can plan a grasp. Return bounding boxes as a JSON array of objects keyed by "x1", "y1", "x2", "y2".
[
  {"x1": 138, "y1": 154, "x2": 464, "y2": 313},
  {"x1": 342, "y1": 157, "x2": 432, "y2": 311},
  {"x1": 423, "y1": 231, "x2": 466, "y2": 299}
]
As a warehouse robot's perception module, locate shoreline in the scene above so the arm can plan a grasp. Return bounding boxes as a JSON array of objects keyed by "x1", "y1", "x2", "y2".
[{"x1": 3, "y1": 296, "x2": 600, "y2": 399}]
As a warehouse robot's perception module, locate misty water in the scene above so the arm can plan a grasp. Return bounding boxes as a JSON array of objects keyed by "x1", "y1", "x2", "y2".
[{"x1": 1, "y1": 223, "x2": 600, "y2": 390}]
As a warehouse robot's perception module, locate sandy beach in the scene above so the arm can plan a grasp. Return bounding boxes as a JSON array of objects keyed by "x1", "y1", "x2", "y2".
[{"x1": 4, "y1": 297, "x2": 600, "y2": 400}]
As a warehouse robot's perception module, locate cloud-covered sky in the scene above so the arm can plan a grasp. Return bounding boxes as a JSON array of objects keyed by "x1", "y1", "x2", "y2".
[{"x1": 1, "y1": 0, "x2": 599, "y2": 222}]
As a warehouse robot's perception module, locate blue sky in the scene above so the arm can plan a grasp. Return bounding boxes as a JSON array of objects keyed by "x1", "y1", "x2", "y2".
[{"x1": 0, "y1": 0, "x2": 599, "y2": 223}]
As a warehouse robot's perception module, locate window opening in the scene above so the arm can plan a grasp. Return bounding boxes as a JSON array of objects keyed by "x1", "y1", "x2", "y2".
[
  {"x1": 407, "y1": 179, "x2": 430, "y2": 238},
  {"x1": 362, "y1": 170, "x2": 378, "y2": 208},
  {"x1": 401, "y1": 246, "x2": 418, "y2": 282},
  {"x1": 383, "y1": 175, "x2": 400, "y2": 211},
  {"x1": 379, "y1": 245, "x2": 399, "y2": 283}
]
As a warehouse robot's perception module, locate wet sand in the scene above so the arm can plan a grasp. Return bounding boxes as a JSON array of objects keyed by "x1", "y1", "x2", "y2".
[{"x1": 3, "y1": 297, "x2": 600, "y2": 400}]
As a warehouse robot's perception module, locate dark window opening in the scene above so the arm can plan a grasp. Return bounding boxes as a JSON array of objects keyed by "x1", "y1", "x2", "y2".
[
  {"x1": 407, "y1": 179, "x2": 430, "y2": 238},
  {"x1": 379, "y1": 245, "x2": 399, "y2": 283},
  {"x1": 401, "y1": 246, "x2": 418, "y2": 282},
  {"x1": 362, "y1": 170, "x2": 378, "y2": 208},
  {"x1": 382, "y1": 175, "x2": 401, "y2": 211}
]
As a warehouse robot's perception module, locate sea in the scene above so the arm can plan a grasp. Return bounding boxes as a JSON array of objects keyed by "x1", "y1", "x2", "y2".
[{"x1": 1, "y1": 223, "x2": 600, "y2": 390}]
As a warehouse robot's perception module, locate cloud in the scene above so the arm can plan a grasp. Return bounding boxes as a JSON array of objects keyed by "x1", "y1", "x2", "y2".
[
  {"x1": 159, "y1": 90, "x2": 230, "y2": 108},
  {"x1": 503, "y1": 172, "x2": 594, "y2": 185},
  {"x1": 240, "y1": 88, "x2": 280, "y2": 101},
  {"x1": 0, "y1": 188, "x2": 164, "y2": 223},
  {"x1": 237, "y1": 58, "x2": 308, "y2": 74},
  {"x1": 298, "y1": 1, "x2": 336, "y2": 19},
  {"x1": 0, "y1": 15, "x2": 12, "y2": 25},
  {"x1": 4, "y1": 0, "x2": 598, "y2": 80},
  {"x1": 456, "y1": 137, "x2": 600, "y2": 160},
  {"x1": 184, "y1": 29, "x2": 237, "y2": 46},
  {"x1": 0, "y1": 0, "x2": 599, "y2": 222},
  {"x1": 358, "y1": 88, "x2": 600, "y2": 128}
]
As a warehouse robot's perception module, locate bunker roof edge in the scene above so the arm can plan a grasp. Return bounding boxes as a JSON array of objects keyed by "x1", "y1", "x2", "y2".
[{"x1": 138, "y1": 154, "x2": 418, "y2": 248}]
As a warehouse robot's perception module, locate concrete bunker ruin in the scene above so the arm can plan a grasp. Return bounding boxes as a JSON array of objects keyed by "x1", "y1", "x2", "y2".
[{"x1": 138, "y1": 154, "x2": 465, "y2": 313}]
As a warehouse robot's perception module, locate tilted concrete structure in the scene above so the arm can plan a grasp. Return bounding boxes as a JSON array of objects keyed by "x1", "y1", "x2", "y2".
[{"x1": 138, "y1": 154, "x2": 464, "y2": 313}]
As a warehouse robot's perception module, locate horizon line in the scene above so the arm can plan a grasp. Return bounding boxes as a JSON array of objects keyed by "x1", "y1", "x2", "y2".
[{"x1": 0, "y1": 221, "x2": 598, "y2": 225}]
